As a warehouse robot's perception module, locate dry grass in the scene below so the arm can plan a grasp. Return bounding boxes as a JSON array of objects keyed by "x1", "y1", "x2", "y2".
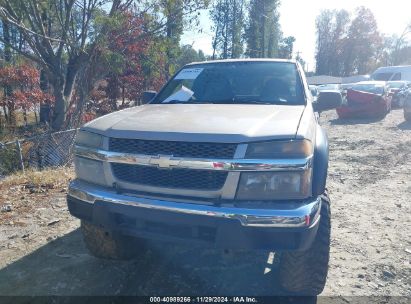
[
  {"x1": 0, "y1": 167, "x2": 74, "y2": 191},
  {"x1": 0, "y1": 167, "x2": 74, "y2": 225}
]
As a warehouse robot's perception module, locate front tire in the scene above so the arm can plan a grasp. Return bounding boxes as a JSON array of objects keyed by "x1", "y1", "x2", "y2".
[
  {"x1": 81, "y1": 220, "x2": 145, "y2": 260},
  {"x1": 278, "y1": 192, "x2": 331, "y2": 295}
]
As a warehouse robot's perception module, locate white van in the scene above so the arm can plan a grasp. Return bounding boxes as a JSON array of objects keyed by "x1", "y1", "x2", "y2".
[{"x1": 371, "y1": 65, "x2": 411, "y2": 82}]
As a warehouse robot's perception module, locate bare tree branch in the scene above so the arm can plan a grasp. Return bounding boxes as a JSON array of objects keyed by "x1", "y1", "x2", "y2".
[
  {"x1": 0, "y1": 34, "x2": 48, "y2": 68},
  {"x1": 0, "y1": 10, "x2": 64, "y2": 43},
  {"x1": 56, "y1": 0, "x2": 75, "y2": 58}
]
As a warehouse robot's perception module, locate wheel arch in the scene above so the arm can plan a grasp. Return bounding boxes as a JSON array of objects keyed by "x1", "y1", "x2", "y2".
[{"x1": 312, "y1": 125, "x2": 329, "y2": 197}]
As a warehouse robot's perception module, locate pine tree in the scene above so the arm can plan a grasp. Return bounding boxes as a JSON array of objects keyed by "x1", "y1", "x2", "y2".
[
  {"x1": 245, "y1": 0, "x2": 282, "y2": 58},
  {"x1": 211, "y1": 0, "x2": 246, "y2": 59}
]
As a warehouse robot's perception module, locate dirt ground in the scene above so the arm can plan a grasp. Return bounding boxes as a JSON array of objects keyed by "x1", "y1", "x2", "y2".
[{"x1": 0, "y1": 109, "x2": 410, "y2": 299}]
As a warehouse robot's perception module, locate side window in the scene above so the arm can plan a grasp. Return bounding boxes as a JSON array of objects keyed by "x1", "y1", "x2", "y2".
[
  {"x1": 391, "y1": 73, "x2": 401, "y2": 81},
  {"x1": 374, "y1": 73, "x2": 392, "y2": 81}
]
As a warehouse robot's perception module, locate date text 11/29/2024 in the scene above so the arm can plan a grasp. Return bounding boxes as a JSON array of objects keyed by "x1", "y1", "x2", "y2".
[{"x1": 150, "y1": 297, "x2": 258, "y2": 303}]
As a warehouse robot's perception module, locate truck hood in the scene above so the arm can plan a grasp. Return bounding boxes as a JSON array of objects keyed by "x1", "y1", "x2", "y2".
[{"x1": 84, "y1": 104, "x2": 306, "y2": 143}]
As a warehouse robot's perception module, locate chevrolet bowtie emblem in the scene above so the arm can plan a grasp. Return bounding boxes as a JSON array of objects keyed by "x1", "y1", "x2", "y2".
[{"x1": 148, "y1": 155, "x2": 180, "y2": 169}]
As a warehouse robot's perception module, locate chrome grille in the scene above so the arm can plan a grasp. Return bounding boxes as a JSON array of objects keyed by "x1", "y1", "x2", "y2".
[{"x1": 111, "y1": 164, "x2": 228, "y2": 190}]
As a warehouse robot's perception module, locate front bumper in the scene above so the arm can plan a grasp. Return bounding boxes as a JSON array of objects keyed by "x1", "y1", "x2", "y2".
[{"x1": 67, "y1": 179, "x2": 322, "y2": 251}]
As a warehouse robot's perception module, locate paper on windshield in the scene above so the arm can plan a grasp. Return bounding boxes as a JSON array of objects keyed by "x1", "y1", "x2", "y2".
[
  {"x1": 175, "y1": 68, "x2": 204, "y2": 80},
  {"x1": 162, "y1": 85, "x2": 194, "y2": 103}
]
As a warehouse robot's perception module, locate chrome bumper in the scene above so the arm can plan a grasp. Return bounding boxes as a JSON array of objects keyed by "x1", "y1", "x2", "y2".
[{"x1": 68, "y1": 180, "x2": 321, "y2": 228}]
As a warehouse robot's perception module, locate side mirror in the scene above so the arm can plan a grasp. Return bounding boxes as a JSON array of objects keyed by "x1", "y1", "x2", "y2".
[
  {"x1": 310, "y1": 87, "x2": 318, "y2": 97},
  {"x1": 142, "y1": 90, "x2": 157, "y2": 104},
  {"x1": 313, "y1": 91, "x2": 343, "y2": 112}
]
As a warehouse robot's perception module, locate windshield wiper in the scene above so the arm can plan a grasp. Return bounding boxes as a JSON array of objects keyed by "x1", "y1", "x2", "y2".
[
  {"x1": 162, "y1": 99, "x2": 217, "y2": 104},
  {"x1": 161, "y1": 98, "x2": 294, "y2": 105},
  {"x1": 161, "y1": 98, "x2": 199, "y2": 104},
  {"x1": 210, "y1": 99, "x2": 288, "y2": 105}
]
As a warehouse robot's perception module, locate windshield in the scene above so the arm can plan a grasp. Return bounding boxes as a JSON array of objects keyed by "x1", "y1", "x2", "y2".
[
  {"x1": 351, "y1": 84, "x2": 385, "y2": 94},
  {"x1": 152, "y1": 62, "x2": 305, "y2": 105}
]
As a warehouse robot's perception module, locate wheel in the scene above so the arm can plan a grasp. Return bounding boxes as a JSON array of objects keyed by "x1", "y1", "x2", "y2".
[
  {"x1": 278, "y1": 191, "x2": 331, "y2": 296},
  {"x1": 405, "y1": 111, "x2": 411, "y2": 122},
  {"x1": 81, "y1": 220, "x2": 146, "y2": 260}
]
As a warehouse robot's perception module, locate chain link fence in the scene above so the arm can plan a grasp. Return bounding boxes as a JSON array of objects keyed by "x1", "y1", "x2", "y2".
[{"x1": 0, "y1": 129, "x2": 77, "y2": 177}]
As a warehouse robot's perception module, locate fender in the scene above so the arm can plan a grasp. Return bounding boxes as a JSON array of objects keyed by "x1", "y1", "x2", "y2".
[{"x1": 312, "y1": 125, "x2": 329, "y2": 197}]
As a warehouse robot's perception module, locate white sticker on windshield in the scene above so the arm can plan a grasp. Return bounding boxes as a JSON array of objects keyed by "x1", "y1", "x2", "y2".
[
  {"x1": 162, "y1": 86, "x2": 194, "y2": 103},
  {"x1": 175, "y1": 68, "x2": 204, "y2": 80}
]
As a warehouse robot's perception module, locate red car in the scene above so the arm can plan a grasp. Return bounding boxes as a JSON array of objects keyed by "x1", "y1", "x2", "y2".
[{"x1": 337, "y1": 81, "x2": 392, "y2": 119}]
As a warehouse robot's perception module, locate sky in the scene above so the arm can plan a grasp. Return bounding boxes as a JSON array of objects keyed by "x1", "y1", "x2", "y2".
[{"x1": 180, "y1": 0, "x2": 411, "y2": 71}]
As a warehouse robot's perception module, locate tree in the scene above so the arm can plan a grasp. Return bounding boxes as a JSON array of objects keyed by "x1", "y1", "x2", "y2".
[
  {"x1": 176, "y1": 44, "x2": 206, "y2": 68},
  {"x1": 377, "y1": 32, "x2": 411, "y2": 67},
  {"x1": 315, "y1": 10, "x2": 334, "y2": 75},
  {"x1": 0, "y1": 0, "x2": 128, "y2": 130},
  {"x1": 146, "y1": 0, "x2": 209, "y2": 78},
  {"x1": 345, "y1": 7, "x2": 382, "y2": 75},
  {"x1": 0, "y1": 0, "x2": 210, "y2": 130},
  {"x1": 330, "y1": 10, "x2": 350, "y2": 76},
  {"x1": 83, "y1": 11, "x2": 153, "y2": 119},
  {"x1": 315, "y1": 9, "x2": 350, "y2": 76},
  {"x1": 245, "y1": 0, "x2": 281, "y2": 58},
  {"x1": 278, "y1": 36, "x2": 295, "y2": 59},
  {"x1": 315, "y1": 7, "x2": 381, "y2": 76},
  {"x1": 0, "y1": 63, "x2": 53, "y2": 126},
  {"x1": 162, "y1": 0, "x2": 184, "y2": 78},
  {"x1": 0, "y1": 64, "x2": 19, "y2": 125},
  {"x1": 391, "y1": 23, "x2": 411, "y2": 65},
  {"x1": 84, "y1": 12, "x2": 208, "y2": 121},
  {"x1": 210, "y1": 0, "x2": 245, "y2": 59},
  {"x1": 101, "y1": 11, "x2": 149, "y2": 110}
]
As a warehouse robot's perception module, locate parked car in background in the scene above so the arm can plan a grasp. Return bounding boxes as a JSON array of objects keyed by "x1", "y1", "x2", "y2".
[
  {"x1": 372, "y1": 65, "x2": 411, "y2": 82},
  {"x1": 337, "y1": 81, "x2": 392, "y2": 119},
  {"x1": 340, "y1": 83, "x2": 355, "y2": 100},
  {"x1": 404, "y1": 89, "x2": 411, "y2": 121},
  {"x1": 387, "y1": 81, "x2": 410, "y2": 107},
  {"x1": 309, "y1": 85, "x2": 319, "y2": 101},
  {"x1": 317, "y1": 83, "x2": 342, "y2": 92},
  {"x1": 341, "y1": 83, "x2": 355, "y2": 90},
  {"x1": 342, "y1": 75, "x2": 370, "y2": 84}
]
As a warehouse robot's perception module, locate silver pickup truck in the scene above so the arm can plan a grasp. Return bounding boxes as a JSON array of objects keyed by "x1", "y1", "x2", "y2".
[{"x1": 67, "y1": 59, "x2": 342, "y2": 295}]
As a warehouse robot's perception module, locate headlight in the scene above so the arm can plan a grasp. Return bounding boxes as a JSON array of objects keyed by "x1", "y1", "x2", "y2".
[
  {"x1": 74, "y1": 157, "x2": 107, "y2": 186},
  {"x1": 75, "y1": 131, "x2": 107, "y2": 185},
  {"x1": 75, "y1": 130, "x2": 104, "y2": 149},
  {"x1": 236, "y1": 170, "x2": 312, "y2": 200},
  {"x1": 246, "y1": 140, "x2": 313, "y2": 159}
]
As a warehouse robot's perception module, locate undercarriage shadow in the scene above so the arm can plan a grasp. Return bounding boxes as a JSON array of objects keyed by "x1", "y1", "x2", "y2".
[{"x1": 0, "y1": 229, "x2": 312, "y2": 299}]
